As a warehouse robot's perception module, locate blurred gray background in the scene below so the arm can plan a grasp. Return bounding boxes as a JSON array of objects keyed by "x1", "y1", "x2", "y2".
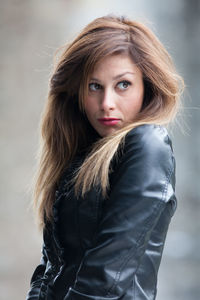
[{"x1": 0, "y1": 0, "x2": 199, "y2": 299}]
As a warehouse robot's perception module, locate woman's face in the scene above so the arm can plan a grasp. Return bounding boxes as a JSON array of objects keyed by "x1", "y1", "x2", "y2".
[{"x1": 84, "y1": 54, "x2": 144, "y2": 137}]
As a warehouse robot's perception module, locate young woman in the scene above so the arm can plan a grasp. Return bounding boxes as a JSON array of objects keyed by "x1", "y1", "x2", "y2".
[{"x1": 26, "y1": 15, "x2": 184, "y2": 300}]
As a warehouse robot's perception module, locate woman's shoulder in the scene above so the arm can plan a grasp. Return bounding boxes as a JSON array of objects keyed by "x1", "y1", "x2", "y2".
[
  {"x1": 125, "y1": 124, "x2": 173, "y2": 156},
  {"x1": 110, "y1": 124, "x2": 176, "y2": 202},
  {"x1": 117, "y1": 124, "x2": 175, "y2": 178}
]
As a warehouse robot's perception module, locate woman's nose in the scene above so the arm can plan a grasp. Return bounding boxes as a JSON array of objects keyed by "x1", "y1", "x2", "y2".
[{"x1": 100, "y1": 89, "x2": 116, "y2": 111}]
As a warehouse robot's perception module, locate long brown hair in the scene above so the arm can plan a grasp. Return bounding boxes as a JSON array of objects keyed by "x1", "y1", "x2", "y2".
[{"x1": 34, "y1": 15, "x2": 184, "y2": 227}]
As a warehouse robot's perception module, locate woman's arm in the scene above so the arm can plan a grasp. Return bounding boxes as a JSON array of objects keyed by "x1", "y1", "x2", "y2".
[
  {"x1": 65, "y1": 124, "x2": 177, "y2": 299},
  {"x1": 26, "y1": 244, "x2": 47, "y2": 300}
]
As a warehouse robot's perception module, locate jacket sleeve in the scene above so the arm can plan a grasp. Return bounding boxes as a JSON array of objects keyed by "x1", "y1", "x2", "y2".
[
  {"x1": 26, "y1": 244, "x2": 47, "y2": 300},
  {"x1": 64, "y1": 124, "x2": 177, "y2": 300}
]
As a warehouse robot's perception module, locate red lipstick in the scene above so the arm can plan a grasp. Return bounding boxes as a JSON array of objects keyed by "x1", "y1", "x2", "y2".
[{"x1": 98, "y1": 118, "x2": 120, "y2": 126}]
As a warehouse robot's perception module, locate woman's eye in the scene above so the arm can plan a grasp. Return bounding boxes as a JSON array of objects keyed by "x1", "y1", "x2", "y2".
[
  {"x1": 89, "y1": 83, "x2": 101, "y2": 91},
  {"x1": 117, "y1": 80, "x2": 131, "y2": 90}
]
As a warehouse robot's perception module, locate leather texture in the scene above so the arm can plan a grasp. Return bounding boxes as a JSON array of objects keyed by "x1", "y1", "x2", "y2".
[{"x1": 26, "y1": 124, "x2": 177, "y2": 300}]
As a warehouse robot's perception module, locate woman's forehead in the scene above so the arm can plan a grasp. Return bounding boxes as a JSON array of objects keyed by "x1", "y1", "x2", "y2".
[{"x1": 89, "y1": 53, "x2": 141, "y2": 79}]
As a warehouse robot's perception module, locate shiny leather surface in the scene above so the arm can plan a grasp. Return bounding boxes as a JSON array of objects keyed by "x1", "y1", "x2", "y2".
[{"x1": 26, "y1": 124, "x2": 177, "y2": 300}]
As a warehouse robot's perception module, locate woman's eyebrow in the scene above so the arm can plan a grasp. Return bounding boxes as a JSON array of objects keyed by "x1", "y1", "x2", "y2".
[
  {"x1": 90, "y1": 72, "x2": 135, "y2": 82},
  {"x1": 89, "y1": 77, "x2": 101, "y2": 82},
  {"x1": 113, "y1": 72, "x2": 135, "y2": 80}
]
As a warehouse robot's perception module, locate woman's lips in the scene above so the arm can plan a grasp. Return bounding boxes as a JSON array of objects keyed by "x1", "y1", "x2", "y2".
[{"x1": 98, "y1": 118, "x2": 120, "y2": 126}]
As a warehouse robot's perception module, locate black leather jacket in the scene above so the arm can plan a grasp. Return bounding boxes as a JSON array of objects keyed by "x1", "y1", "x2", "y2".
[{"x1": 26, "y1": 124, "x2": 177, "y2": 300}]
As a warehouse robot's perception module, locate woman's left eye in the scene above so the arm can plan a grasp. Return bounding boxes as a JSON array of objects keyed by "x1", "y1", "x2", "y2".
[{"x1": 117, "y1": 80, "x2": 131, "y2": 90}]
